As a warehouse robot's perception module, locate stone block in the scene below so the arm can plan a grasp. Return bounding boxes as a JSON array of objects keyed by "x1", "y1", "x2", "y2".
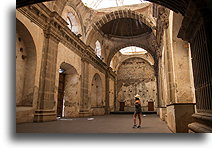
[
  {"x1": 16, "y1": 107, "x2": 34, "y2": 123},
  {"x1": 159, "y1": 107, "x2": 166, "y2": 121},
  {"x1": 167, "y1": 103, "x2": 195, "y2": 133},
  {"x1": 92, "y1": 107, "x2": 105, "y2": 116}
]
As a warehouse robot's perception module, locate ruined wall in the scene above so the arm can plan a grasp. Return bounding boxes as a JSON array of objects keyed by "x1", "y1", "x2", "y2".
[
  {"x1": 88, "y1": 65, "x2": 106, "y2": 116},
  {"x1": 86, "y1": 31, "x2": 107, "y2": 62},
  {"x1": 61, "y1": 5, "x2": 83, "y2": 37},
  {"x1": 16, "y1": 11, "x2": 44, "y2": 123},
  {"x1": 110, "y1": 52, "x2": 154, "y2": 72},
  {"x1": 16, "y1": 32, "x2": 27, "y2": 105},
  {"x1": 117, "y1": 57, "x2": 157, "y2": 112},
  {"x1": 109, "y1": 78, "x2": 115, "y2": 112},
  {"x1": 160, "y1": 11, "x2": 195, "y2": 132},
  {"x1": 56, "y1": 43, "x2": 82, "y2": 117},
  {"x1": 172, "y1": 13, "x2": 195, "y2": 103},
  {"x1": 63, "y1": 68, "x2": 80, "y2": 117}
]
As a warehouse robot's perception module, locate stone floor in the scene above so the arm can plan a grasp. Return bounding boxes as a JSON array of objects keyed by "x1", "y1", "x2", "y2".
[{"x1": 16, "y1": 114, "x2": 172, "y2": 133}]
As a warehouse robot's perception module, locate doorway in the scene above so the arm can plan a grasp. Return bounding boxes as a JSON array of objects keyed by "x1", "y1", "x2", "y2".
[
  {"x1": 148, "y1": 102, "x2": 154, "y2": 111},
  {"x1": 57, "y1": 72, "x2": 65, "y2": 117},
  {"x1": 119, "y1": 102, "x2": 125, "y2": 111}
]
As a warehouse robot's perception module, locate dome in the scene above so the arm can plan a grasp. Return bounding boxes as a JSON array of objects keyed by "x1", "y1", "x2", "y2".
[{"x1": 100, "y1": 18, "x2": 152, "y2": 38}]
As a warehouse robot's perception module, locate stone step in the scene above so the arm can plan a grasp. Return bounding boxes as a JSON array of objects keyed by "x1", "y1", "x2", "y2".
[{"x1": 79, "y1": 111, "x2": 92, "y2": 117}]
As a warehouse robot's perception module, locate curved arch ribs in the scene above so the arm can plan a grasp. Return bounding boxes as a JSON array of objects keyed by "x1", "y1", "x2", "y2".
[{"x1": 93, "y1": 9, "x2": 156, "y2": 33}]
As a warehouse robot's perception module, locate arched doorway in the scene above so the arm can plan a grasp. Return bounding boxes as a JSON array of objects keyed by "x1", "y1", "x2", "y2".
[
  {"x1": 57, "y1": 62, "x2": 80, "y2": 118},
  {"x1": 16, "y1": 19, "x2": 36, "y2": 107},
  {"x1": 90, "y1": 73, "x2": 104, "y2": 115}
]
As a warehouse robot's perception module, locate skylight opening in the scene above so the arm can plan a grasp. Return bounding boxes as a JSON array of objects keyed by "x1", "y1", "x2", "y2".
[
  {"x1": 120, "y1": 46, "x2": 147, "y2": 55},
  {"x1": 82, "y1": 0, "x2": 148, "y2": 10}
]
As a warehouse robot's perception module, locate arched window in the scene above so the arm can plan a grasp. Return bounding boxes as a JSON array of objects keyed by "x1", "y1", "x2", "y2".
[
  {"x1": 67, "y1": 12, "x2": 79, "y2": 35},
  {"x1": 95, "y1": 40, "x2": 101, "y2": 58}
]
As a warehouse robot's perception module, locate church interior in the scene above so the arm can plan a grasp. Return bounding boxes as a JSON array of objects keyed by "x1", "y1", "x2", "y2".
[{"x1": 16, "y1": 0, "x2": 211, "y2": 133}]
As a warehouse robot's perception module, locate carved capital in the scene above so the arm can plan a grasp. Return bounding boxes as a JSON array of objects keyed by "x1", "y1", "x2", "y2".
[{"x1": 158, "y1": 7, "x2": 170, "y2": 29}]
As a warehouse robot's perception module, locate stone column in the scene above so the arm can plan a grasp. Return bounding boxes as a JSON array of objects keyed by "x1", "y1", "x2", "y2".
[
  {"x1": 114, "y1": 76, "x2": 117, "y2": 112},
  {"x1": 154, "y1": 60, "x2": 160, "y2": 107},
  {"x1": 34, "y1": 28, "x2": 59, "y2": 122},
  {"x1": 155, "y1": 51, "x2": 167, "y2": 120},
  {"x1": 165, "y1": 12, "x2": 195, "y2": 133},
  {"x1": 165, "y1": 29, "x2": 176, "y2": 105},
  {"x1": 79, "y1": 58, "x2": 90, "y2": 117},
  {"x1": 105, "y1": 71, "x2": 110, "y2": 114},
  {"x1": 155, "y1": 6, "x2": 170, "y2": 121}
]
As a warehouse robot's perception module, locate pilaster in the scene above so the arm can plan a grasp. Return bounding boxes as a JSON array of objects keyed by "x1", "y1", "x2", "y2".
[
  {"x1": 34, "y1": 19, "x2": 60, "y2": 122},
  {"x1": 79, "y1": 57, "x2": 91, "y2": 117},
  {"x1": 104, "y1": 70, "x2": 110, "y2": 114}
]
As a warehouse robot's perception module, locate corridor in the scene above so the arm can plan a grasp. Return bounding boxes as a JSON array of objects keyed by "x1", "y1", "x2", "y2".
[{"x1": 16, "y1": 114, "x2": 171, "y2": 133}]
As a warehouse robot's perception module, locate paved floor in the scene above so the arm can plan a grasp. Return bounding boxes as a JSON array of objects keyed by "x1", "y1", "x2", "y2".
[{"x1": 16, "y1": 114, "x2": 172, "y2": 133}]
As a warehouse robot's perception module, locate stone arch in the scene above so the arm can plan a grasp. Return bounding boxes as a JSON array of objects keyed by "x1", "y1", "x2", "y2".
[
  {"x1": 91, "y1": 73, "x2": 103, "y2": 108},
  {"x1": 114, "y1": 54, "x2": 155, "y2": 72},
  {"x1": 57, "y1": 62, "x2": 80, "y2": 118},
  {"x1": 16, "y1": 18, "x2": 36, "y2": 107},
  {"x1": 85, "y1": 9, "x2": 156, "y2": 45},
  {"x1": 107, "y1": 43, "x2": 156, "y2": 65},
  {"x1": 93, "y1": 9, "x2": 156, "y2": 32}
]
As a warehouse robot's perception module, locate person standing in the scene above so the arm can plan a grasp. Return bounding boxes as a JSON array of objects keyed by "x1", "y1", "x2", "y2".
[{"x1": 132, "y1": 94, "x2": 142, "y2": 128}]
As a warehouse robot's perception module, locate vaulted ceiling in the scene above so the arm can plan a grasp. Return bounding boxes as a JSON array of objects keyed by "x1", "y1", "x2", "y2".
[
  {"x1": 16, "y1": 0, "x2": 188, "y2": 15},
  {"x1": 100, "y1": 18, "x2": 152, "y2": 38}
]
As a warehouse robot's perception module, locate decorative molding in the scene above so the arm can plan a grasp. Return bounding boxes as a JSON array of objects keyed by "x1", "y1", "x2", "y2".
[
  {"x1": 155, "y1": 6, "x2": 170, "y2": 49},
  {"x1": 17, "y1": 3, "x2": 116, "y2": 79}
]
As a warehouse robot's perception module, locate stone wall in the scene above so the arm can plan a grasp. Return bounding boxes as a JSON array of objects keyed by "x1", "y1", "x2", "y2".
[
  {"x1": 116, "y1": 57, "x2": 157, "y2": 112},
  {"x1": 88, "y1": 64, "x2": 106, "y2": 116},
  {"x1": 16, "y1": 11, "x2": 44, "y2": 123},
  {"x1": 16, "y1": 3, "x2": 115, "y2": 122},
  {"x1": 109, "y1": 78, "x2": 115, "y2": 112},
  {"x1": 158, "y1": 11, "x2": 195, "y2": 132},
  {"x1": 110, "y1": 52, "x2": 154, "y2": 72},
  {"x1": 55, "y1": 43, "x2": 82, "y2": 117}
]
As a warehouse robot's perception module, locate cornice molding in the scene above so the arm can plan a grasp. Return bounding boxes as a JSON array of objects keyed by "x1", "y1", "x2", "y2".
[
  {"x1": 17, "y1": 3, "x2": 116, "y2": 79},
  {"x1": 156, "y1": 6, "x2": 170, "y2": 46}
]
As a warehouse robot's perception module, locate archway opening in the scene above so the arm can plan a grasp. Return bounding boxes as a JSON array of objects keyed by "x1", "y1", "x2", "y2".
[
  {"x1": 91, "y1": 73, "x2": 104, "y2": 115},
  {"x1": 16, "y1": 19, "x2": 36, "y2": 107},
  {"x1": 110, "y1": 46, "x2": 156, "y2": 112},
  {"x1": 57, "y1": 62, "x2": 80, "y2": 118},
  {"x1": 110, "y1": 46, "x2": 154, "y2": 71}
]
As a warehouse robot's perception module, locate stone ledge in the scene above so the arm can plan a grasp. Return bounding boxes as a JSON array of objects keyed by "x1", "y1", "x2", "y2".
[
  {"x1": 188, "y1": 122, "x2": 212, "y2": 133},
  {"x1": 166, "y1": 103, "x2": 195, "y2": 107},
  {"x1": 192, "y1": 113, "x2": 212, "y2": 122},
  {"x1": 34, "y1": 110, "x2": 56, "y2": 122}
]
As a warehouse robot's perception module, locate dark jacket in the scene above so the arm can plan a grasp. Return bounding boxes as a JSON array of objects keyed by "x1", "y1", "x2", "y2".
[{"x1": 135, "y1": 102, "x2": 141, "y2": 113}]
